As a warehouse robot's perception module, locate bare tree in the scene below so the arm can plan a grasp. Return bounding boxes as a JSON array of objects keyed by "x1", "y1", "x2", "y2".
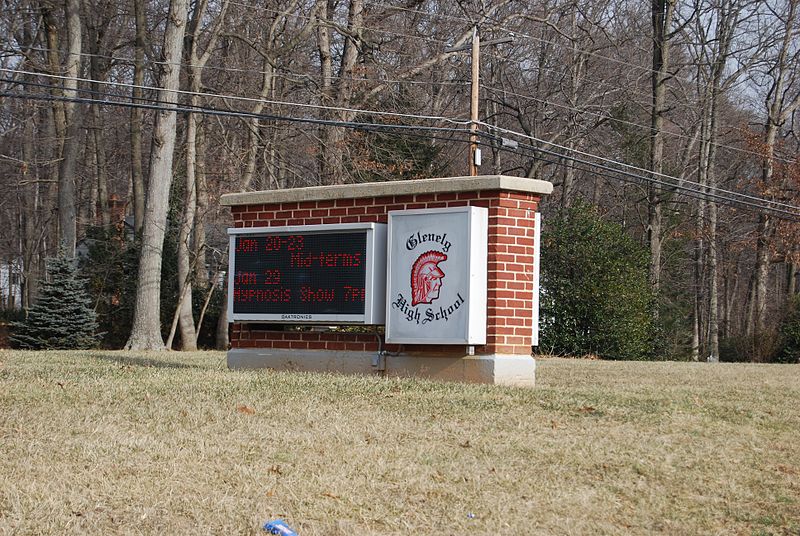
[
  {"x1": 130, "y1": 0, "x2": 148, "y2": 237},
  {"x1": 648, "y1": 0, "x2": 680, "y2": 293},
  {"x1": 56, "y1": 0, "x2": 83, "y2": 256},
  {"x1": 125, "y1": 0, "x2": 189, "y2": 351},
  {"x1": 168, "y1": 0, "x2": 228, "y2": 351},
  {"x1": 84, "y1": 0, "x2": 120, "y2": 228},
  {"x1": 748, "y1": 0, "x2": 800, "y2": 336},
  {"x1": 686, "y1": 0, "x2": 757, "y2": 360},
  {"x1": 0, "y1": 0, "x2": 797, "y2": 358}
]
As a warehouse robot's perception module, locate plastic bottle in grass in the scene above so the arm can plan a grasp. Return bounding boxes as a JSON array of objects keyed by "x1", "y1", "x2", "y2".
[{"x1": 263, "y1": 519, "x2": 298, "y2": 536}]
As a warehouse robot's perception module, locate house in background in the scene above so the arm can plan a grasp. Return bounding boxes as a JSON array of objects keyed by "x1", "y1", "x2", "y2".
[{"x1": 0, "y1": 259, "x2": 22, "y2": 310}]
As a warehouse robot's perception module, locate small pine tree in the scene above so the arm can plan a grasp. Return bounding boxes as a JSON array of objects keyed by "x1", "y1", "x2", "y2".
[{"x1": 10, "y1": 253, "x2": 100, "y2": 349}]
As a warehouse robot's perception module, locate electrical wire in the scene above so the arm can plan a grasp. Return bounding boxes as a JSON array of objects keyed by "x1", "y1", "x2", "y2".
[
  {"x1": 6, "y1": 46, "x2": 470, "y2": 91},
  {"x1": 0, "y1": 88, "x2": 472, "y2": 135},
  {"x1": 484, "y1": 139, "x2": 800, "y2": 221},
  {"x1": 0, "y1": 67, "x2": 471, "y2": 125},
  {"x1": 6, "y1": 0, "x2": 782, "y2": 121},
  {"x1": 4, "y1": 63, "x2": 785, "y2": 167},
  {"x1": 5, "y1": 40, "x2": 787, "y2": 165},
  {"x1": 477, "y1": 120, "x2": 800, "y2": 213},
  {"x1": 2, "y1": 82, "x2": 798, "y2": 222},
  {"x1": 475, "y1": 132, "x2": 800, "y2": 221},
  {"x1": 478, "y1": 83, "x2": 790, "y2": 164}
]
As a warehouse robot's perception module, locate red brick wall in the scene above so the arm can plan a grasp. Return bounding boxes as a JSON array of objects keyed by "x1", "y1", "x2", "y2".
[{"x1": 230, "y1": 190, "x2": 540, "y2": 356}]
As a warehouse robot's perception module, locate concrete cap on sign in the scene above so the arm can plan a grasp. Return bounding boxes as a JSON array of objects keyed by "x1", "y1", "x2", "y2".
[{"x1": 220, "y1": 175, "x2": 553, "y2": 206}]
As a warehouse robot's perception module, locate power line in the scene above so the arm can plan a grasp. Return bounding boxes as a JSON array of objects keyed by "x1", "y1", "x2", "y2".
[
  {"x1": 481, "y1": 136, "x2": 800, "y2": 221},
  {"x1": 0, "y1": 67, "x2": 471, "y2": 125},
  {"x1": 3, "y1": 23, "x2": 765, "y2": 148},
  {"x1": 6, "y1": 0, "x2": 779, "y2": 121},
  {"x1": 2, "y1": 82, "x2": 797, "y2": 222},
  {"x1": 478, "y1": 120, "x2": 800, "y2": 213},
  {"x1": 4, "y1": 61, "x2": 779, "y2": 168},
  {"x1": 476, "y1": 131, "x2": 800, "y2": 220},
  {"x1": 7, "y1": 46, "x2": 470, "y2": 94},
  {"x1": 9, "y1": 50, "x2": 757, "y2": 170},
  {"x1": 6, "y1": 53, "x2": 785, "y2": 169},
  {"x1": 479, "y1": 84, "x2": 790, "y2": 164},
  {"x1": 0, "y1": 88, "x2": 471, "y2": 136}
]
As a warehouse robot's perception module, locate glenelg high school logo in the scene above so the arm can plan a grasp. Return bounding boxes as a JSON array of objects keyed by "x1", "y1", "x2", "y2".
[
  {"x1": 391, "y1": 230, "x2": 465, "y2": 326},
  {"x1": 410, "y1": 250, "x2": 447, "y2": 305},
  {"x1": 386, "y1": 207, "x2": 487, "y2": 343}
]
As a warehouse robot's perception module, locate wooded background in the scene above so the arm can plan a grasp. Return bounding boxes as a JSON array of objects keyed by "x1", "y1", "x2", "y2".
[{"x1": 0, "y1": 0, "x2": 798, "y2": 359}]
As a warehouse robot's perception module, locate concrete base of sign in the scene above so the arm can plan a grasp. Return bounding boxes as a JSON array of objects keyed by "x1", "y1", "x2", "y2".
[{"x1": 227, "y1": 349, "x2": 536, "y2": 387}]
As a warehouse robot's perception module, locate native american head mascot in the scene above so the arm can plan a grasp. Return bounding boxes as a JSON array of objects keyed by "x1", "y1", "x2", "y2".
[{"x1": 410, "y1": 250, "x2": 447, "y2": 306}]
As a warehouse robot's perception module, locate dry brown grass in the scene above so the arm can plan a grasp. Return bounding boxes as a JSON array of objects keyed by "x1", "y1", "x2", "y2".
[{"x1": 1, "y1": 351, "x2": 798, "y2": 535}]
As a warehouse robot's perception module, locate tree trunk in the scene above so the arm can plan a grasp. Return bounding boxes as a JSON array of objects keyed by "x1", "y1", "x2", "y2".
[
  {"x1": 42, "y1": 6, "x2": 66, "y2": 143},
  {"x1": 125, "y1": 0, "x2": 190, "y2": 351},
  {"x1": 174, "y1": 0, "x2": 228, "y2": 349},
  {"x1": 316, "y1": 0, "x2": 334, "y2": 181},
  {"x1": 749, "y1": 216, "x2": 773, "y2": 333},
  {"x1": 177, "y1": 105, "x2": 198, "y2": 350},
  {"x1": 216, "y1": 277, "x2": 229, "y2": 350},
  {"x1": 691, "y1": 200, "x2": 704, "y2": 361},
  {"x1": 749, "y1": 0, "x2": 799, "y2": 335},
  {"x1": 724, "y1": 260, "x2": 739, "y2": 339},
  {"x1": 58, "y1": 119, "x2": 81, "y2": 256},
  {"x1": 56, "y1": 0, "x2": 83, "y2": 256},
  {"x1": 648, "y1": 0, "x2": 675, "y2": 293},
  {"x1": 708, "y1": 200, "x2": 719, "y2": 361},
  {"x1": 91, "y1": 79, "x2": 110, "y2": 228},
  {"x1": 40, "y1": 102, "x2": 60, "y2": 262},
  {"x1": 318, "y1": 0, "x2": 363, "y2": 184},
  {"x1": 241, "y1": 59, "x2": 274, "y2": 191},
  {"x1": 41, "y1": 9, "x2": 64, "y2": 259},
  {"x1": 562, "y1": 10, "x2": 584, "y2": 208},
  {"x1": 20, "y1": 116, "x2": 40, "y2": 310},
  {"x1": 83, "y1": 0, "x2": 114, "y2": 228},
  {"x1": 194, "y1": 126, "x2": 209, "y2": 288},
  {"x1": 130, "y1": 0, "x2": 147, "y2": 237}
]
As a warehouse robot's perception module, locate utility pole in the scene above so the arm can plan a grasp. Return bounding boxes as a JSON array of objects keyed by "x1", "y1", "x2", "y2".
[
  {"x1": 447, "y1": 29, "x2": 513, "y2": 176},
  {"x1": 470, "y1": 27, "x2": 480, "y2": 177}
]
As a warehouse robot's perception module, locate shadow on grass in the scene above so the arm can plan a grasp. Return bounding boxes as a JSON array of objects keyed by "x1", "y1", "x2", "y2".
[{"x1": 89, "y1": 353, "x2": 207, "y2": 370}]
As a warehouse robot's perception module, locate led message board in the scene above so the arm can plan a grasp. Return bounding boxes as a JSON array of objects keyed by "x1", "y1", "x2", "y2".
[{"x1": 228, "y1": 223, "x2": 387, "y2": 323}]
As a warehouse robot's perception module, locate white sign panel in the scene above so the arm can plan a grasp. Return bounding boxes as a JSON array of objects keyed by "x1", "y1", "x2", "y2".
[{"x1": 385, "y1": 206, "x2": 487, "y2": 344}]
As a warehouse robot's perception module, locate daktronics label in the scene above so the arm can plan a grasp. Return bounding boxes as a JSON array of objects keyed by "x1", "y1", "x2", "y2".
[{"x1": 231, "y1": 232, "x2": 368, "y2": 316}]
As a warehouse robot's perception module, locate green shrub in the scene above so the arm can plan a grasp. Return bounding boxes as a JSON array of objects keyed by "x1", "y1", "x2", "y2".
[
  {"x1": 718, "y1": 333, "x2": 782, "y2": 363},
  {"x1": 539, "y1": 204, "x2": 656, "y2": 360},
  {"x1": 778, "y1": 297, "x2": 800, "y2": 364}
]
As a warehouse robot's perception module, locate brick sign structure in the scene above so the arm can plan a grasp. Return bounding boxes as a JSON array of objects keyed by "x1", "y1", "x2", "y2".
[{"x1": 221, "y1": 175, "x2": 552, "y2": 386}]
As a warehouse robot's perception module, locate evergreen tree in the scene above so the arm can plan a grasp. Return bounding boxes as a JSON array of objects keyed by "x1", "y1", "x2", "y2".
[
  {"x1": 10, "y1": 253, "x2": 100, "y2": 349},
  {"x1": 80, "y1": 226, "x2": 140, "y2": 348}
]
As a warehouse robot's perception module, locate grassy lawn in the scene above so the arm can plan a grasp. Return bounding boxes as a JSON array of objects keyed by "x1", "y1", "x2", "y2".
[{"x1": 1, "y1": 351, "x2": 798, "y2": 535}]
